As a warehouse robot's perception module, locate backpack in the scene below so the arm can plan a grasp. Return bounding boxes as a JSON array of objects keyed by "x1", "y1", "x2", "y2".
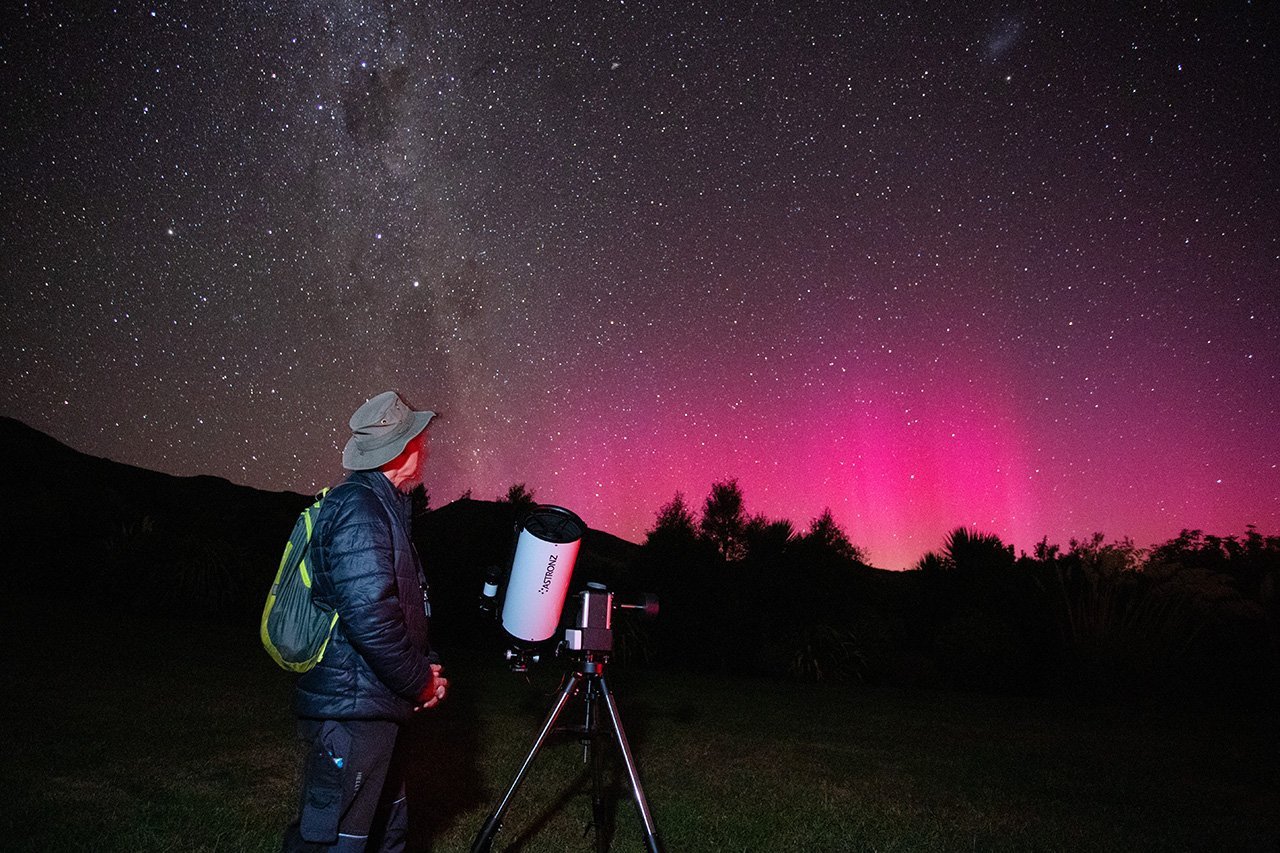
[{"x1": 261, "y1": 488, "x2": 339, "y2": 672}]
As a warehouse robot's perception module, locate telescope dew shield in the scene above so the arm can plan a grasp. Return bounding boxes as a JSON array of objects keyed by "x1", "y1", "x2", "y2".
[{"x1": 501, "y1": 505, "x2": 586, "y2": 645}]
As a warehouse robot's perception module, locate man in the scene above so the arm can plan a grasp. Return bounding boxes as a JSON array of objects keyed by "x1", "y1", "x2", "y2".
[{"x1": 282, "y1": 391, "x2": 449, "y2": 852}]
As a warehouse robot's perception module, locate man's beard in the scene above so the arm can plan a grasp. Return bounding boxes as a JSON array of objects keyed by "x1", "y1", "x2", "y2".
[{"x1": 395, "y1": 465, "x2": 426, "y2": 493}]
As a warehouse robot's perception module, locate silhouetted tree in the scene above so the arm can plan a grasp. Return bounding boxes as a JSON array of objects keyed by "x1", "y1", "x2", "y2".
[
  {"x1": 915, "y1": 551, "x2": 949, "y2": 572},
  {"x1": 408, "y1": 483, "x2": 430, "y2": 519},
  {"x1": 801, "y1": 508, "x2": 866, "y2": 564},
  {"x1": 499, "y1": 482, "x2": 537, "y2": 515},
  {"x1": 916, "y1": 528, "x2": 1051, "y2": 692},
  {"x1": 1033, "y1": 536, "x2": 1060, "y2": 562},
  {"x1": 1067, "y1": 531, "x2": 1144, "y2": 576},
  {"x1": 1140, "y1": 530, "x2": 1272, "y2": 689},
  {"x1": 700, "y1": 479, "x2": 748, "y2": 561},
  {"x1": 635, "y1": 491, "x2": 720, "y2": 667},
  {"x1": 944, "y1": 527, "x2": 1015, "y2": 573},
  {"x1": 743, "y1": 514, "x2": 795, "y2": 563},
  {"x1": 645, "y1": 491, "x2": 698, "y2": 547},
  {"x1": 1032, "y1": 530, "x2": 1280, "y2": 697}
]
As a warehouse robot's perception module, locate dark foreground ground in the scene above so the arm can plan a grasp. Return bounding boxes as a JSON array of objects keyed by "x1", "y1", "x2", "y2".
[{"x1": 2, "y1": 598, "x2": 1277, "y2": 852}]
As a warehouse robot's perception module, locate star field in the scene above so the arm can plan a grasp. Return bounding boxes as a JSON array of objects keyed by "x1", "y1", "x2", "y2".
[{"x1": 3, "y1": 2, "x2": 1277, "y2": 567}]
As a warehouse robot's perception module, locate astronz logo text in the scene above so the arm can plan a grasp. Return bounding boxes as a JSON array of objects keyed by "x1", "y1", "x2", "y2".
[{"x1": 538, "y1": 554, "x2": 558, "y2": 595}]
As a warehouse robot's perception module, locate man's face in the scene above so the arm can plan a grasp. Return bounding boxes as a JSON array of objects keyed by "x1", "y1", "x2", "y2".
[{"x1": 387, "y1": 429, "x2": 430, "y2": 491}]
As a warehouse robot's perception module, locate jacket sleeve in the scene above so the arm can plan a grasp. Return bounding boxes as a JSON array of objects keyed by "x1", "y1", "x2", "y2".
[{"x1": 320, "y1": 486, "x2": 431, "y2": 700}]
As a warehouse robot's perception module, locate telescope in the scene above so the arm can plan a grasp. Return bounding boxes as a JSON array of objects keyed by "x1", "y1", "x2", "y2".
[
  {"x1": 479, "y1": 504, "x2": 585, "y2": 669},
  {"x1": 474, "y1": 504, "x2": 664, "y2": 853},
  {"x1": 480, "y1": 504, "x2": 659, "y2": 660}
]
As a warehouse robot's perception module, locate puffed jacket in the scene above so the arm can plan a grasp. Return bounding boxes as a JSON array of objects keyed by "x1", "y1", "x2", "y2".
[{"x1": 293, "y1": 470, "x2": 438, "y2": 722}]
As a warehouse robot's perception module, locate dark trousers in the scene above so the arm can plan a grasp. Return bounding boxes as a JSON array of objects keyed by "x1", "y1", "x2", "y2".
[{"x1": 282, "y1": 719, "x2": 408, "y2": 853}]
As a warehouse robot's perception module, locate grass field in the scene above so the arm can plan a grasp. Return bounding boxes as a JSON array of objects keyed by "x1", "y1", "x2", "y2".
[{"x1": 2, "y1": 600, "x2": 1277, "y2": 852}]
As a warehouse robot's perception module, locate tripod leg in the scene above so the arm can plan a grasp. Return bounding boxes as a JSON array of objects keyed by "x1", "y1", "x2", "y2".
[
  {"x1": 584, "y1": 680, "x2": 609, "y2": 853},
  {"x1": 472, "y1": 672, "x2": 585, "y2": 853},
  {"x1": 597, "y1": 674, "x2": 663, "y2": 853}
]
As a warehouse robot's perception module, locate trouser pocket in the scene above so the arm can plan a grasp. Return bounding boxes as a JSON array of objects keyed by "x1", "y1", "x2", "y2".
[{"x1": 300, "y1": 721, "x2": 352, "y2": 843}]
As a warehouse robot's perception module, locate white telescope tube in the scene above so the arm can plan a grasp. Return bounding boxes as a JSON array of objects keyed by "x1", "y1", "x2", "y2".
[{"x1": 501, "y1": 505, "x2": 585, "y2": 644}]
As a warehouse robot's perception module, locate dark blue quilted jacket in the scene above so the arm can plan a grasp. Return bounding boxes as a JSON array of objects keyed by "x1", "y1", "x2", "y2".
[{"x1": 293, "y1": 470, "x2": 437, "y2": 722}]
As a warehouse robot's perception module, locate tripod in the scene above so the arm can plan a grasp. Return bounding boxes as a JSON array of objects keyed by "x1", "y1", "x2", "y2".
[{"x1": 471, "y1": 651, "x2": 663, "y2": 853}]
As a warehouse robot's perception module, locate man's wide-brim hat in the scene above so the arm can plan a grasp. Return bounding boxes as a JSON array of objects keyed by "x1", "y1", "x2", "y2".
[{"x1": 342, "y1": 391, "x2": 436, "y2": 471}]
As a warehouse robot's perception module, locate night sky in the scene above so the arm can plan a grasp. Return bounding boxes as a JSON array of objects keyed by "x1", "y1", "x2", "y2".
[{"x1": 3, "y1": 2, "x2": 1276, "y2": 568}]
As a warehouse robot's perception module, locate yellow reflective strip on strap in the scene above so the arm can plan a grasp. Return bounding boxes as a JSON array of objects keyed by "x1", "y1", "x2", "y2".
[
  {"x1": 299, "y1": 488, "x2": 329, "y2": 588},
  {"x1": 315, "y1": 611, "x2": 341, "y2": 664}
]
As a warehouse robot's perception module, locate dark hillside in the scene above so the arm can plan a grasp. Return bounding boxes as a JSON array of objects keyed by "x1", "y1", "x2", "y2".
[{"x1": 0, "y1": 416, "x2": 309, "y2": 616}]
